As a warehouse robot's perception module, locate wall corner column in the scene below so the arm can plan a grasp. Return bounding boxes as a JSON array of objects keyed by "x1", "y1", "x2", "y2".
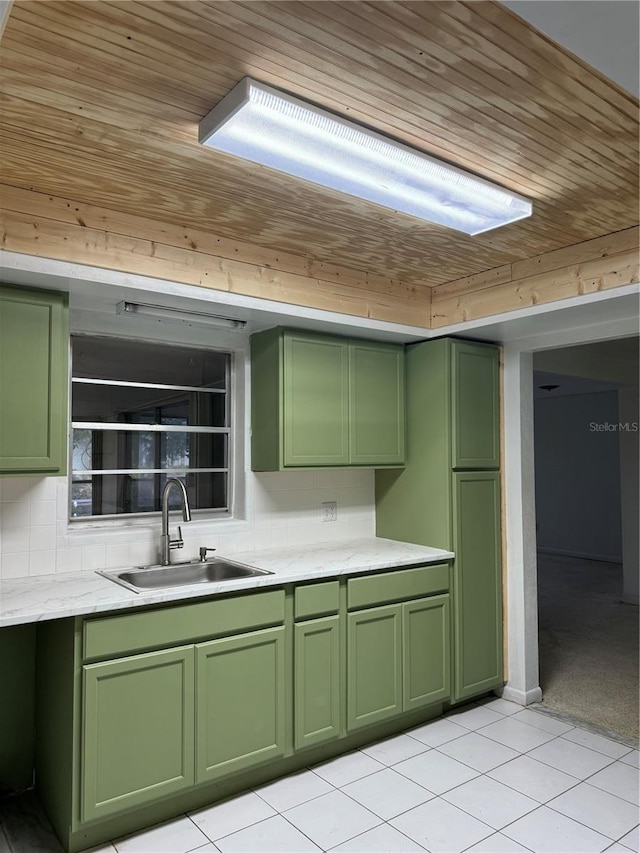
[{"x1": 500, "y1": 347, "x2": 542, "y2": 706}]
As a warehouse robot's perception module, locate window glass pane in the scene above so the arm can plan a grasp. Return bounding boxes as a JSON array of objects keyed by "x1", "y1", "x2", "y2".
[
  {"x1": 72, "y1": 384, "x2": 226, "y2": 427},
  {"x1": 70, "y1": 472, "x2": 227, "y2": 518},
  {"x1": 71, "y1": 430, "x2": 227, "y2": 472},
  {"x1": 73, "y1": 336, "x2": 228, "y2": 388},
  {"x1": 70, "y1": 336, "x2": 231, "y2": 520}
]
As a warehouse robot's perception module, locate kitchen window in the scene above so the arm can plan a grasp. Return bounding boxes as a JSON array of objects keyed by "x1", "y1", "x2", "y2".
[{"x1": 70, "y1": 336, "x2": 231, "y2": 519}]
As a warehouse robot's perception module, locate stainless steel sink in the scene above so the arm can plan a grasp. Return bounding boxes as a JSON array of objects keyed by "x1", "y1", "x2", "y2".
[{"x1": 98, "y1": 558, "x2": 273, "y2": 593}]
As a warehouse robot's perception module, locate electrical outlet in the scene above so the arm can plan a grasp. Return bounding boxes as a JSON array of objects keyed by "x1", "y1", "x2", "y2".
[{"x1": 322, "y1": 501, "x2": 338, "y2": 522}]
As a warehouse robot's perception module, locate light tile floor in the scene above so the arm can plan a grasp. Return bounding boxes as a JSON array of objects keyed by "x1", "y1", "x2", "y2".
[{"x1": 1, "y1": 698, "x2": 638, "y2": 853}]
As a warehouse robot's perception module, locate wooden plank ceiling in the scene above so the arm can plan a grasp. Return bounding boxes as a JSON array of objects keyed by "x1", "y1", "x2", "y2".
[{"x1": 0, "y1": 0, "x2": 638, "y2": 290}]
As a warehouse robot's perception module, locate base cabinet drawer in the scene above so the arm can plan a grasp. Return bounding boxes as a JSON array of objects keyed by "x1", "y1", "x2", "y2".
[
  {"x1": 81, "y1": 647, "x2": 195, "y2": 823},
  {"x1": 196, "y1": 626, "x2": 286, "y2": 782},
  {"x1": 294, "y1": 616, "x2": 341, "y2": 750}
]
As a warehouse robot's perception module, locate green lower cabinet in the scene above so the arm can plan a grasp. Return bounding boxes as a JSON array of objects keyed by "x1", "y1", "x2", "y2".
[
  {"x1": 402, "y1": 595, "x2": 450, "y2": 711},
  {"x1": 347, "y1": 604, "x2": 403, "y2": 730},
  {"x1": 348, "y1": 596, "x2": 451, "y2": 732},
  {"x1": 294, "y1": 616, "x2": 341, "y2": 750},
  {"x1": 81, "y1": 646, "x2": 195, "y2": 823},
  {"x1": 196, "y1": 627, "x2": 286, "y2": 782},
  {"x1": 452, "y1": 471, "x2": 503, "y2": 701}
]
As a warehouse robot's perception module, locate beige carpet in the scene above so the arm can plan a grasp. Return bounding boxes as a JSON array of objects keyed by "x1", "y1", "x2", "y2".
[{"x1": 537, "y1": 552, "x2": 639, "y2": 741}]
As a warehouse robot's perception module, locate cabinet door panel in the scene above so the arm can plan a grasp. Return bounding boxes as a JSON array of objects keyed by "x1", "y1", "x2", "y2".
[
  {"x1": 347, "y1": 605, "x2": 402, "y2": 730},
  {"x1": 452, "y1": 472, "x2": 503, "y2": 701},
  {"x1": 403, "y1": 595, "x2": 450, "y2": 711},
  {"x1": 349, "y1": 343, "x2": 405, "y2": 465},
  {"x1": 283, "y1": 333, "x2": 349, "y2": 466},
  {"x1": 196, "y1": 627, "x2": 285, "y2": 782},
  {"x1": 0, "y1": 286, "x2": 68, "y2": 473},
  {"x1": 81, "y1": 646, "x2": 194, "y2": 822},
  {"x1": 294, "y1": 616, "x2": 340, "y2": 750},
  {"x1": 451, "y1": 342, "x2": 499, "y2": 469}
]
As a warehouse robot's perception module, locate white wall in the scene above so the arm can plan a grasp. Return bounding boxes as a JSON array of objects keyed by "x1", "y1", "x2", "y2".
[
  {"x1": 534, "y1": 390, "x2": 622, "y2": 563},
  {"x1": 503, "y1": 1, "x2": 639, "y2": 97},
  {"x1": 0, "y1": 469, "x2": 375, "y2": 579},
  {"x1": 619, "y1": 386, "x2": 640, "y2": 603}
]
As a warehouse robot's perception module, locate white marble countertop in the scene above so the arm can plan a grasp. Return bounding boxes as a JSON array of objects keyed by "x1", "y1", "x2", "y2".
[{"x1": 0, "y1": 538, "x2": 454, "y2": 628}]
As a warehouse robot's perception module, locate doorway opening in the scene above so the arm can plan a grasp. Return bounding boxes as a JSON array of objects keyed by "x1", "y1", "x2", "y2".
[{"x1": 532, "y1": 338, "x2": 639, "y2": 740}]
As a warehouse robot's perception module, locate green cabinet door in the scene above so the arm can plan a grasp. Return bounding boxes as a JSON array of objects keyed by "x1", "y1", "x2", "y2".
[
  {"x1": 294, "y1": 616, "x2": 341, "y2": 750},
  {"x1": 349, "y1": 342, "x2": 405, "y2": 465},
  {"x1": 402, "y1": 595, "x2": 450, "y2": 711},
  {"x1": 196, "y1": 626, "x2": 286, "y2": 782},
  {"x1": 452, "y1": 471, "x2": 503, "y2": 701},
  {"x1": 0, "y1": 285, "x2": 68, "y2": 474},
  {"x1": 283, "y1": 333, "x2": 349, "y2": 466},
  {"x1": 347, "y1": 604, "x2": 402, "y2": 731},
  {"x1": 251, "y1": 327, "x2": 405, "y2": 470},
  {"x1": 451, "y1": 341, "x2": 499, "y2": 470},
  {"x1": 81, "y1": 646, "x2": 195, "y2": 823}
]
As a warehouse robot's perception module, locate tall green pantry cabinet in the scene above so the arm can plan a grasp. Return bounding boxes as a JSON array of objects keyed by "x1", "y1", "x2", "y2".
[{"x1": 376, "y1": 338, "x2": 503, "y2": 703}]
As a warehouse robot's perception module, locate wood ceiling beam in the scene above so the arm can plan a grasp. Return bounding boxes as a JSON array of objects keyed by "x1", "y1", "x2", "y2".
[
  {"x1": 0, "y1": 185, "x2": 430, "y2": 327},
  {"x1": 1, "y1": 186, "x2": 635, "y2": 332},
  {"x1": 431, "y1": 227, "x2": 639, "y2": 327}
]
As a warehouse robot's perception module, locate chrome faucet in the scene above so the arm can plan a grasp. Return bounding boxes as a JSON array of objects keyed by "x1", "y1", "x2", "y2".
[{"x1": 160, "y1": 478, "x2": 191, "y2": 566}]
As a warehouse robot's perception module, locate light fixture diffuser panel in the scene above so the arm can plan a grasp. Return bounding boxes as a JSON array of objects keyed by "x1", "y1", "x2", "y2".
[{"x1": 199, "y1": 77, "x2": 532, "y2": 235}]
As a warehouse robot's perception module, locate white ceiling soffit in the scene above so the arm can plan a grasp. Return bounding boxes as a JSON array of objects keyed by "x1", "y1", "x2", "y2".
[{"x1": 503, "y1": 1, "x2": 640, "y2": 98}]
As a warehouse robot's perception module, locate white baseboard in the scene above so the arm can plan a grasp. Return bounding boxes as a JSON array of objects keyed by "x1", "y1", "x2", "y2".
[
  {"x1": 537, "y1": 547, "x2": 622, "y2": 565},
  {"x1": 498, "y1": 685, "x2": 543, "y2": 706}
]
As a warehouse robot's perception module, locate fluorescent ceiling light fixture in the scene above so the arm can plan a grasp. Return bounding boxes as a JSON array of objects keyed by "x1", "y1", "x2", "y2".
[
  {"x1": 199, "y1": 77, "x2": 532, "y2": 236},
  {"x1": 116, "y1": 301, "x2": 247, "y2": 330}
]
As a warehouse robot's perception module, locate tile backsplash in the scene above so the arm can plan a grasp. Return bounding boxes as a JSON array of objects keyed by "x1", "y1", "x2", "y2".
[{"x1": 0, "y1": 469, "x2": 375, "y2": 579}]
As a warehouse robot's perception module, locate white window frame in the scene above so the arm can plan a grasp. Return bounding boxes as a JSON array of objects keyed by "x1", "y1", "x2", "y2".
[{"x1": 68, "y1": 331, "x2": 243, "y2": 526}]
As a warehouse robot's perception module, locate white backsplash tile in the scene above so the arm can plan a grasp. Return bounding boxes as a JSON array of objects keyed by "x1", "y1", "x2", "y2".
[
  {"x1": 1, "y1": 501, "x2": 31, "y2": 529},
  {"x1": 29, "y1": 525, "x2": 57, "y2": 552},
  {"x1": 55, "y1": 547, "x2": 83, "y2": 574},
  {"x1": 29, "y1": 549, "x2": 57, "y2": 576},
  {"x1": 1, "y1": 552, "x2": 29, "y2": 578},
  {"x1": 30, "y1": 500, "x2": 57, "y2": 527},
  {"x1": 0, "y1": 469, "x2": 376, "y2": 579},
  {"x1": 1, "y1": 526, "x2": 30, "y2": 555}
]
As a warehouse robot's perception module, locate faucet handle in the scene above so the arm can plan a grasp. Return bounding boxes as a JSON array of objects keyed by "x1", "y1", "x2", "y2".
[
  {"x1": 199, "y1": 547, "x2": 216, "y2": 562},
  {"x1": 169, "y1": 525, "x2": 185, "y2": 551}
]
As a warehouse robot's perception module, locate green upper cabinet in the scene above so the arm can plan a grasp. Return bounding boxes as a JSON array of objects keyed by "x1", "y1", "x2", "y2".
[
  {"x1": 349, "y1": 341, "x2": 405, "y2": 466},
  {"x1": 251, "y1": 328, "x2": 405, "y2": 470},
  {"x1": 451, "y1": 341, "x2": 499, "y2": 469},
  {"x1": 0, "y1": 285, "x2": 69, "y2": 475},
  {"x1": 283, "y1": 333, "x2": 350, "y2": 466}
]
